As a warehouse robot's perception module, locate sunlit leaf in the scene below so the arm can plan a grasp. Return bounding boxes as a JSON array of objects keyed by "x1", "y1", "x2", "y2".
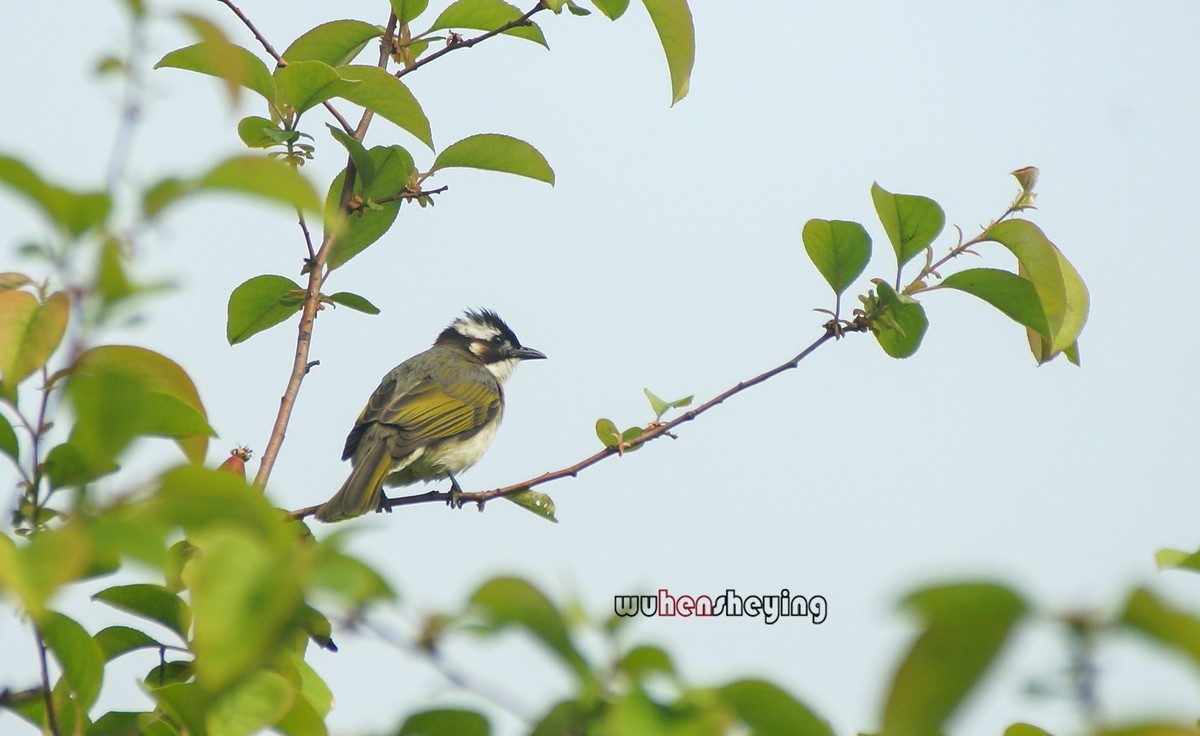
[
  {"x1": 0, "y1": 156, "x2": 111, "y2": 236},
  {"x1": 227, "y1": 275, "x2": 305, "y2": 345},
  {"x1": 595, "y1": 418, "x2": 620, "y2": 448},
  {"x1": 274, "y1": 60, "x2": 358, "y2": 115},
  {"x1": 468, "y1": 576, "x2": 591, "y2": 683},
  {"x1": 428, "y1": 0, "x2": 548, "y2": 46},
  {"x1": 643, "y1": 388, "x2": 692, "y2": 421},
  {"x1": 199, "y1": 156, "x2": 322, "y2": 213},
  {"x1": 155, "y1": 41, "x2": 275, "y2": 101},
  {"x1": 431, "y1": 133, "x2": 554, "y2": 184},
  {"x1": 207, "y1": 670, "x2": 295, "y2": 736},
  {"x1": 391, "y1": 0, "x2": 431, "y2": 25},
  {"x1": 325, "y1": 145, "x2": 416, "y2": 270},
  {"x1": 334, "y1": 65, "x2": 433, "y2": 148},
  {"x1": 398, "y1": 708, "x2": 490, "y2": 736},
  {"x1": 867, "y1": 281, "x2": 928, "y2": 359},
  {"x1": 641, "y1": 0, "x2": 694, "y2": 105},
  {"x1": 940, "y1": 268, "x2": 1050, "y2": 338},
  {"x1": 326, "y1": 124, "x2": 377, "y2": 188},
  {"x1": 871, "y1": 182, "x2": 944, "y2": 270},
  {"x1": 326, "y1": 291, "x2": 380, "y2": 315},
  {"x1": 237, "y1": 116, "x2": 281, "y2": 149},
  {"x1": 94, "y1": 625, "x2": 162, "y2": 662},
  {"x1": 282, "y1": 20, "x2": 383, "y2": 67},
  {"x1": 720, "y1": 679, "x2": 834, "y2": 736},
  {"x1": 882, "y1": 582, "x2": 1026, "y2": 736},
  {"x1": 1120, "y1": 588, "x2": 1200, "y2": 671},
  {"x1": 0, "y1": 290, "x2": 68, "y2": 387},
  {"x1": 592, "y1": 0, "x2": 630, "y2": 19},
  {"x1": 802, "y1": 219, "x2": 870, "y2": 296}
]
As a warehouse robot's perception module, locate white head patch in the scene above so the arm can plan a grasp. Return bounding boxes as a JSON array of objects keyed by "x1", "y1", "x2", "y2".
[{"x1": 453, "y1": 316, "x2": 502, "y2": 342}]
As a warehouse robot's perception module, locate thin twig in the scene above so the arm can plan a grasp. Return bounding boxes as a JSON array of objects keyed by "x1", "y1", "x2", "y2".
[
  {"x1": 34, "y1": 624, "x2": 59, "y2": 736},
  {"x1": 291, "y1": 327, "x2": 846, "y2": 519},
  {"x1": 350, "y1": 185, "x2": 449, "y2": 211},
  {"x1": 395, "y1": 3, "x2": 548, "y2": 80},
  {"x1": 105, "y1": 9, "x2": 147, "y2": 193}
]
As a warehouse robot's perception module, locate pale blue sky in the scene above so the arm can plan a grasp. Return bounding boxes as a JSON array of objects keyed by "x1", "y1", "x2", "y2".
[{"x1": 2, "y1": 1, "x2": 1199, "y2": 734}]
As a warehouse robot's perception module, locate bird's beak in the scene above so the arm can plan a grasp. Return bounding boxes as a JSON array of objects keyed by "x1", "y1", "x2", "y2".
[{"x1": 512, "y1": 346, "x2": 547, "y2": 361}]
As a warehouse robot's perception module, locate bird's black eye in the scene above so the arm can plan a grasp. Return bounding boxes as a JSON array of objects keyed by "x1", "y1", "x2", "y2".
[{"x1": 489, "y1": 335, "x2": 506, "y2": 346}]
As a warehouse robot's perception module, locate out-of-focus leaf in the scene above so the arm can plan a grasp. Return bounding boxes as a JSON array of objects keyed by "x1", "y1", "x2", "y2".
[
  {"x1": 281, "y1": 20, "x2": 383, "y2": 67},
  {"x1": 0, "y1": 411, "x2": 18, "y2": 463},
  {"x1": 940, "y1": 268, "x2": 1050, "y2": 338},
  {"x1": 326, "y1": 292, "x2": 380, "y2": 315},
  {"x1": 469, "y1": 576, "x2": 591, "y2": 683},
  {"x1": 1005, "y1": 724, "x2": 1054, "y2": 736},
  {"x1": 1119, "y1": 587, "x2": 1200, "y2": 671},
  {"x1": 0, "y1": 290, "x2": 68, "y2": 387},
  {"x1": 155, "y1": 41, "x2": 275, "y2": 101},
  {"x1": 199, "y1": 156, "x2": 321, "y2": 213},
  {"x1": 431, "y1": 134, "x2": 554, "y2": 185},
  {"x1": 151, "y1": 465, "x2": 296, "y2": 548},
  {"x1": 719, "y1": 679, "x2": 834, "y2": 736},
  {"x1": 93, "y1": 584, "x2": 192, "y2": 641},
  {"x1": 309, "y1": 546, "x2": 395, "y2": 608},
  {"x1": 428, "y1": 0, "x2": 548, "y2": 46},
  {"x1": 72, "y1": 345, "x2": 212, "y2": 463},
  {"x1": 397, "y1": 708, "x2": 490, "y2": 736},
  {"x1": 881, "y1": 582, "x2": 1026, "y2": 736},
  {"x1": 617, "y1": 644, "x2": 675, "y2": 681},
  {"x1": 504, "y1": 488, "x2": 558, "y2": 523},
  {"x1": 334, "y1": 65, "x2": 432, "y2": 148},
  {"x1": 0, "y1": 525, "x2": 92, "y2": 619},
  {"x1": 325, "y1": 145, "x2": 416, "y2": 270},
  {"x1": 641, "y1": 0, "x2": 694, "y2": 105},
  {"x1": 90, "y1": 711, "x2": 178, "y2": 736},
  {"x1": 0, "y1": 156, "x2": 111, "y2": 236},
  {"x1": 144, "y1": 660, "x2": 195, "y2": 690},
  {"x1": 227, "y1": 275, "x2": 305, "y2": 345},
  {"x1": 606, "y1": 686, "x2": 723, "y2": 734},
  {"x1": 152, "y1": 682, "x2": 210, "y2": 736},
  {"x1": 274, "y1": 60, "x2": 358, "y2": 115},
  {"x1": 871, "y1": 183, "x2": 944, "y2": 270},
  {"x1": 802, "y1": 219, "x2": 870, "y2": 297},
  {"x1": 207, "y1": 671, "x2": 295, "y2": 736},
  {"x1": 40, "y1": 611, "x2": 104, "y2": 710},
  {"x1": 0, "y1": 272, "x2": 32, "y2": 293}
]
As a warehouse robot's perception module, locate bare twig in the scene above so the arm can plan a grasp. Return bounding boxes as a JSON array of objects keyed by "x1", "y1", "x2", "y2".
[
  {"x1": 395, "y1": 3, "x2": 548, "y2": 80},
  {"x1": 349, "y1": 185, "x2": 449, "y2": 211},
  {"x1": 34, "y1": 624, "x2": 59, "y2": 736},
  {"x1": 902, "y1": 205, "x2": 1020, "y2": 295},
  {"x1": 105, "y1": 7, "x2": 147, "y2": 193},
  {"x1": 291, "y1": 327, "x2": 847, "y2": 519}
]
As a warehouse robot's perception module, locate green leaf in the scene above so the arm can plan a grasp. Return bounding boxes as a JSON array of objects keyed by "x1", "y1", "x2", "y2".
[
  {"x1": 72, "y1": 345, "x2": 212, "y2": 463},
  {"x1": 469, "y1": 576, "x2": 591, "y2": 683},
  {"x1": 398, "y1": 709, "x2": 490, "y2": 736},
  {"x1": 882, "y1": 582, "x2": 1026, "y2": 736},
  {"x1": 1119, "y1": 587, "x2": 1200, "y2": 671},
  {"x1": 199, "y1": 156, "x2": 321, "y2": 213},
  {"x1": 94, "y1": 584, "x2": 192, "y2": 641},
  {"x1": 592, "y1": 0, "x2": 630, "y2": 19},
  {"x1": 186, "y1": 530, "x2": 305, "y2": 692},
  {"x1": 96, "y1": 239, "x2": 139, "y2": 310},
  {"x1": 0, "y1": 272, "x2": 33, "y2": 293},
  {"x1": 0, "y1": 526, "x2": 94, "y2": 618},
  {"x1": 325, "y1": 124, "x2": 377, "y2": 188},
  {"x1": 566, "y1": 1, "x2": 591, "y2": 16},
  {"x1": 428, "y1": 0, "x2": 548, "y2": 46},
  {"x1": 326, "y1": 292, "x2": 381, "y2": 315},
  {"x1": 90, "y1": 711, "x2": 179, "y2": 736},
  {"x1": 940, "y1": 268, "x2": 1050, "y2": 338},
  {"x1": 802, "y1": 219, "x2": 871, "y2": 297},
  {"x1": 155, "y1": 41, "x2": 275, "y2": 101},
  {"x1": 281, "y1": 20, "x2": 383, "y2": 67},
  {"x1": 595, "y1": 418, "x2": 620, "y2": 448},
  {"x1": 617, "y1": 644, "x2": 675, "y2": 681},
  {"x1": 237, "y1": 116, "x2": 283, "y2": 148},
  {"x1": 0, "y1": 411, "x2": 18, "y2": 463},
  {"x1": 152, "y1": 683, "x2": 210, "y2": 736},
  {"x1": 643, "y1": 388, "x2": 692, "y2": 421},
  {"x1": 41, "y1": 611, "x2": 105, "y2": 710},
  {"x1": 871, "y1": 182, "x2": 945, "y2": 270},
  {"x1": 868, "y1": 281, "x2": 928, "y2": 359},
  {"x1": 151, "y1": 465, "x2": 297, "y2": 548},
  {"x1": 641, "y1": 0, "x2": 695, "y2": 105},
  {"x1": 334, "y1": 65, "x2": 433, "y2": 148},
  {"x1": 274, "y1": 60, "x2": 358, "y2": 115},
  {"x1": 391, "y1": 0, "x2": 432, "y2": 25},
  {"x1": 504, "y1": 488, "x2": 558, "y2": 523},
  {"x1": 0, "y1": 156, "x2": 111, "y2": 236},
  {"x1": 325, "y1": 145, "x2": 416, "y2": 270},
  {"x1": 431, "y1": 133, "x2": 554, "y2": 184},
  {"x1": 227, "y1": 275, "x2": 305, "y2": 345},
  {"x1": 309, "y1": 547, "x2": 396, "y2": 608},
  {"x1": 94, "y1": 625, "x2": 162, "y2": 662},
  {"x1": 1005, "y1": 725, "x2": 1054, "y2": 736},
  {"x1": 207, "y1": 671, "x2": 295, "y2": 736},
  {"x1": 719, "y1": 679, "x2": 834, "y2": 736},
  {"x1": 0, "y1": 290, "x2": 68, "y2": 387}
]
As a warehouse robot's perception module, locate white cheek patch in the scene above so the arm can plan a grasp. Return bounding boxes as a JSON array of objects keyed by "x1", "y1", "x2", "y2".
[
  {"x1": 468, "y1": 341, "x2": 488, "y2": 359},
  {"x1": 486, "y1": 357, "x2": 519, "y2": 383}
]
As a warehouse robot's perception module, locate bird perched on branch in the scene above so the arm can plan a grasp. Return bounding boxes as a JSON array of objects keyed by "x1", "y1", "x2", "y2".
[{"x1": 315, "y1": 309, "x2": 546, "y2": 522}]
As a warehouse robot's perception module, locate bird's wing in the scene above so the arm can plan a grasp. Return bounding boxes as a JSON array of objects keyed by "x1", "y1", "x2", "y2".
[{"x1": 343, "y1": 372, "x2": 500, "y2": 461}]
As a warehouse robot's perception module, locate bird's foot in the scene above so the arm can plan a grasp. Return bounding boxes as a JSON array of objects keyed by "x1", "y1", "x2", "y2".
[
  {"x1": 446, "y1": 475, "x2": 464, "y2": 509},
  {"x1": 376, "y1": 491, "x2": 393, "y2": 514}
]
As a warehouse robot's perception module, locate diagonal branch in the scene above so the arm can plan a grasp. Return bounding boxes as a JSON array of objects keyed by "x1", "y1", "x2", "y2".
[
  {"x1": 290, "y1": 325, "x2": 855, "y2": 520},
  {"x1": 396, "y1": 2, "x2": 548, "y2": 80}
]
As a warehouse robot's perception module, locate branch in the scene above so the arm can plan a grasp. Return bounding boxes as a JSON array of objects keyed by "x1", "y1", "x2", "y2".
[
  {"x1": 291, "y1": 325, "x2": 852, "y2": 520},
  {"x1": 349, "y1": 185, "x2": 449, "y2": 211},
  {"x1": 34, "y1": 624, "x2": 59, "y2": 736},
  {"x1": 395, "y1": 2, "x2": 548, "y2": 80}
]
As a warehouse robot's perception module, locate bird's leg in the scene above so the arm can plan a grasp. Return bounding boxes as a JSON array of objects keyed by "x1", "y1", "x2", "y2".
[
  {"x1": 376, "y1": 490, "x2": 393, "y2": 514},
  {"x1": 447, "y1": 474, "x2": 464, "y2": 509}
]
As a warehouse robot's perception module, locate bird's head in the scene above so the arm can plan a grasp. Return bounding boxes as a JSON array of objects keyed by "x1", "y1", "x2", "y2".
[{"x1": 437, "y1": 309, "x2": 546, "y2": 381}]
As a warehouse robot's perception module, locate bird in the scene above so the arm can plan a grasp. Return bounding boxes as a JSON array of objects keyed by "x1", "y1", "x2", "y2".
[{"x1": 314, "y1": 309, "x2": 546, "y2": 522}]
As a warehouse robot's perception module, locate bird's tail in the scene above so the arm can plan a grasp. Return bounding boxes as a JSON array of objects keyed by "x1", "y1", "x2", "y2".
[{"x1": 314, "y1": 439, "x2": 392, "y2": 522}]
